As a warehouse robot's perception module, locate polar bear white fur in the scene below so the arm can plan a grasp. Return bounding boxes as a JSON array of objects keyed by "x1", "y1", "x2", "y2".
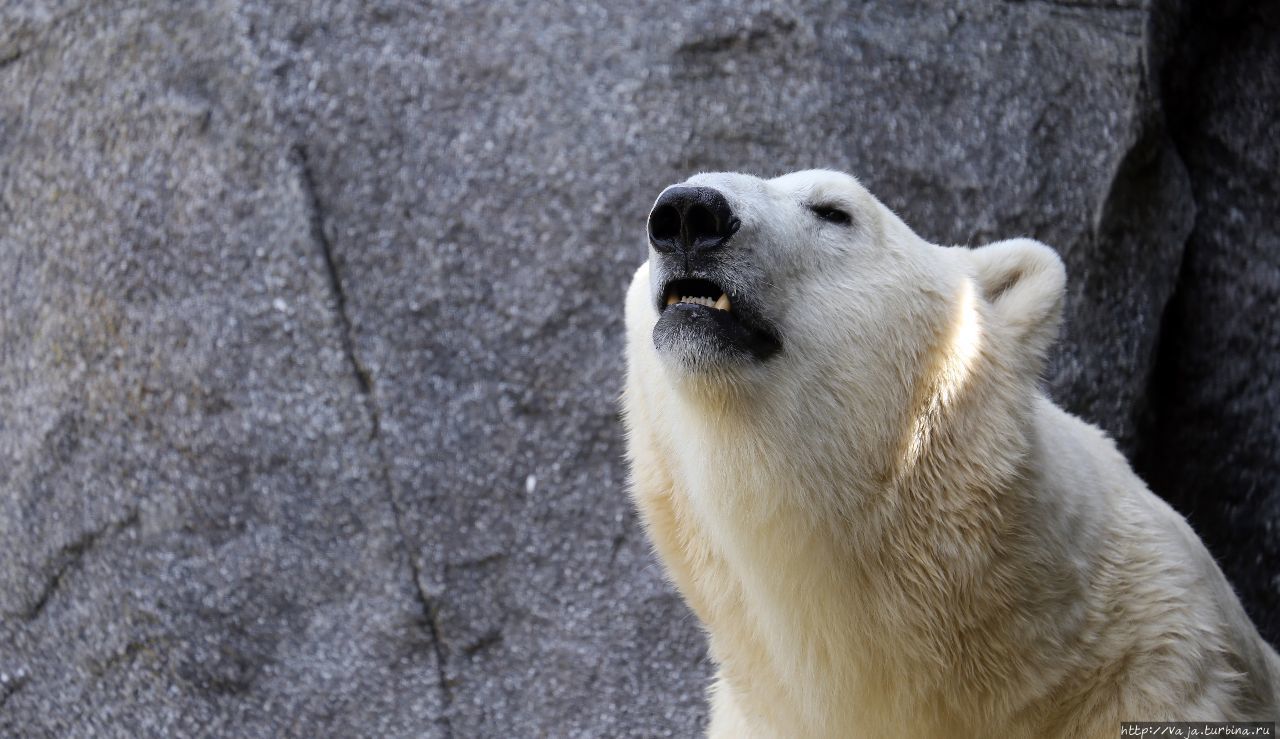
[{"x1": 622, "y1": 170, "x2": 1279, "y2": 738}]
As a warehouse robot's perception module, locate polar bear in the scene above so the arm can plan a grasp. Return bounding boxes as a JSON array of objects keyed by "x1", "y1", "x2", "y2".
[{"x1": 621, "y1": 169, "x2": 1279, "y2": 738}]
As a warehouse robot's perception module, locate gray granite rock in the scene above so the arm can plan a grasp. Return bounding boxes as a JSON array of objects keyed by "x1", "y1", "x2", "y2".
[
  {"x1": 0, "y1": 0, "x2": 1275, "y2": 736},
  {"x1": 0, "y1": 4, "x2": 443, "y2": 736}
]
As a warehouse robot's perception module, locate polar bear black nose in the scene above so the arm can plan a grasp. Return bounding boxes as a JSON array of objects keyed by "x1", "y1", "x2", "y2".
[{"x1": 648, "y1": 186, "x2": 739, "y2": 257}]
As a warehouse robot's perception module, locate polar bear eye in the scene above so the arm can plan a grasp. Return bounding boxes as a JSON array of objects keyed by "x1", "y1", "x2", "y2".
[{"x1": 809, "y1": 204, "x2": 852, "y2": 226}]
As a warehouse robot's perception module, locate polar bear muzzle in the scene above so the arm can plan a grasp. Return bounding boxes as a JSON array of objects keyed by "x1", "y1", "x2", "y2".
[{"x1": 647, "y1": 185, "x2": 781, "y2": 367}]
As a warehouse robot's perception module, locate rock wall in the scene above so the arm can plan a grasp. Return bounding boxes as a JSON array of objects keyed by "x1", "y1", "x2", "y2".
[{"x1": 0, "y1": 1, "x2": 1275, "y2": 735}]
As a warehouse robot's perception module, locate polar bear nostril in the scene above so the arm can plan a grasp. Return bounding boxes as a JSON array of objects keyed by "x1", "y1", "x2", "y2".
[
  {"x1": 647, "y1": 186, "x2": 737, "y2": 257},
  {"x1": 684, "y1": 202, "x2": 718, "y2": 245},
  {"x1": 649, "y1": 204, "x2": 682, "y2": 252}
]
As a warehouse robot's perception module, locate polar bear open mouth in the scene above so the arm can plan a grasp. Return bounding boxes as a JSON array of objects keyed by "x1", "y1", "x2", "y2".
[
  {"x1": 662, "y1": 278, "x2": 732, "y2": 312},
  {"x1": 653, "y1": 276, "x2": 781, "y2": 364}
]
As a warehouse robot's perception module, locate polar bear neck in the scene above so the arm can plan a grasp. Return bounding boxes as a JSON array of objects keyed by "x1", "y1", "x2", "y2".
[{"x1": 634, "y1": 285, "x2": 1057, "y2": 731}]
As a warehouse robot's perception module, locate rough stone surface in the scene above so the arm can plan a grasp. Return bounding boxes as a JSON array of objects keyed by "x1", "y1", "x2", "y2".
[
  {"x1": 1135, "y1": 0, "x2": 1280, "y2": 648},
  {"x1": 0, "y1": 4, "x2": 443, "y2": 736},
  {"x1": 0, "y1": 0, "x2": 1275, "y2": 736}
]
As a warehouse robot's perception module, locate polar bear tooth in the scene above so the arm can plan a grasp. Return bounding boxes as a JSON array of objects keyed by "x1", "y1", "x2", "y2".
[
  {"x1": 677, "y1": 295, "x2": 726, "y2": 308},
  {"x1": 667, "y1": 294, "x2": 679, "y2": 306}
]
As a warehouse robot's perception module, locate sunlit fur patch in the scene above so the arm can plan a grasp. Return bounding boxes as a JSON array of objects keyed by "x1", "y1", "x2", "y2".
[{"x1": 901, "y1": 278, "x2": 983, "y2": 474}]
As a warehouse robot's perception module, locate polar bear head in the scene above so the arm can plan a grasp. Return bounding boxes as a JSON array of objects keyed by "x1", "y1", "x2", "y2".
[{"x1": 625, "y1": 170, "x2": 1066, "y2": 498}]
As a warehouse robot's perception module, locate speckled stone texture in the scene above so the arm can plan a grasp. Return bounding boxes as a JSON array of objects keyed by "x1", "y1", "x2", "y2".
[{"x1": 0, "y1": 1, "x2": 1275, "y2": 736}]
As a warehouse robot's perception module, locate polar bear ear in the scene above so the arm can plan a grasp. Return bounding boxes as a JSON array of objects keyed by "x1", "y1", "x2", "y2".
[{"x1": 969, "y1": 238, "x2": 1066, "y2": 366}]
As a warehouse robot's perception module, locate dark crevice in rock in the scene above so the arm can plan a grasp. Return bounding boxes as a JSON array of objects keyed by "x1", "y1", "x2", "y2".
[
  {"x1": 293, "y1": 145, "x2": 373, "y2": 399},
  {"x1": 1135, "y1": 0, "x2": 1280, "y2": 646},
  {"x1": 676, "y1": 12, "x2": 798, "y2": 56},
  {"x1": 462, "y1": 629, "x2": 503, "y2": 658},
  {"x1": 1089, "y1": 118, "x2": 1193, "y2": 452},
  {"x1": 0, "y1": 49, "x2": 22, "y2": 68},
  {"x1": 291, "y1": 144, "x2": 454, "y2": 736},
  {"x1": 6, "y1": 510, "x2": 139, "y2": 622}
]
